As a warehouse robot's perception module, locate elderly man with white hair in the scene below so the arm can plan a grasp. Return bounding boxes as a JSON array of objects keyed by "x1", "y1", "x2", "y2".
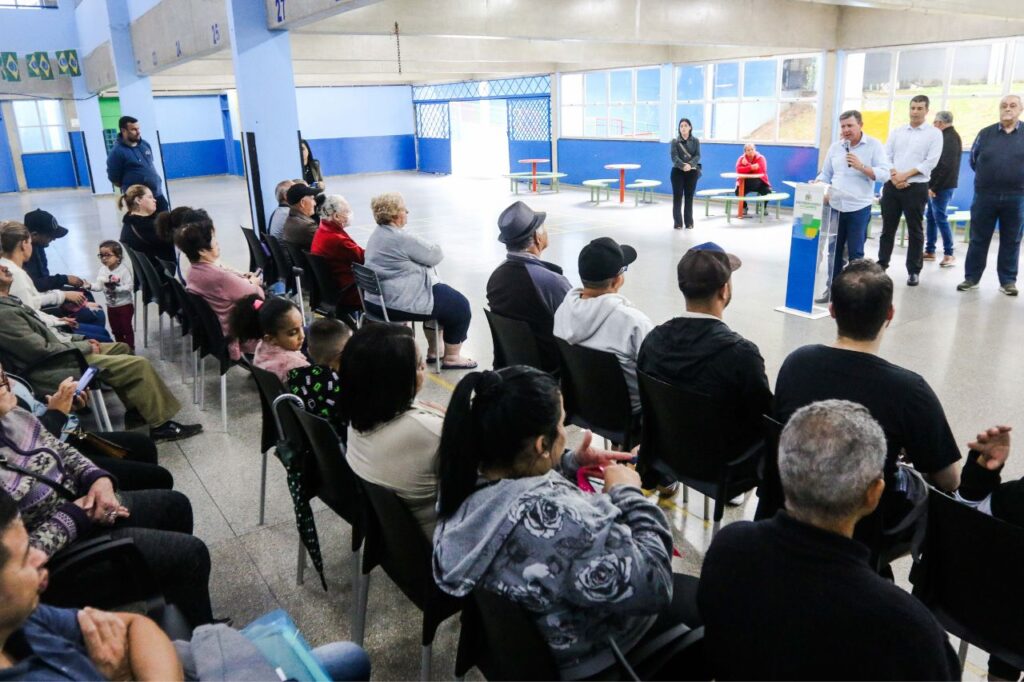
[
  {"x1": 697, "y1": 400, "x2": 961, "y2": 681},
  {"x1": 311, "y1": 193, "x2": 365, "y2": 311}
]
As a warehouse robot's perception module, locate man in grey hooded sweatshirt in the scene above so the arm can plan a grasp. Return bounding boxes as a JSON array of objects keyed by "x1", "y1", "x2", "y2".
[{"x1": 553, "y1": 237, "x2": 654, "y2": 414}]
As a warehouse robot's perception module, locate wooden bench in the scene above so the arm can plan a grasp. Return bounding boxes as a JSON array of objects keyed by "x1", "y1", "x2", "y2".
[
  {"x1": 709, "y1": 192, "x2": 790, "y2": 223},
  {"x1": 696, "y1": 188, "x2": 734, "y2": 217},
  {"x1": 503, "y1": 172, "x2": 568, "y2": 194},
  {"x1": 625, "y1": 179, "x2": 662, "y2": 205},
  {"x1": 582, "y1": 178, "x2": 618, "y2": 204}
]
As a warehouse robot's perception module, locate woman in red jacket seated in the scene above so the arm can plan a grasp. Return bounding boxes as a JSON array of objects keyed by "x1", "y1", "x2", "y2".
[
  {"x1": 312, "y1": 195, "x2": 365, "y2": 313},
  {"x1": 735, "y1": 143, "x2": 772, "y2": 214}
]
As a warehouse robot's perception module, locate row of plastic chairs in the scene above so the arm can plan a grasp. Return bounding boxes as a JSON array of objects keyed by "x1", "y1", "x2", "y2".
[
  {"x1": 484, "y1": 308, "x2": 763, "y2": 536},
  {"x1": 250, "y1": 363, "x2": 707, "y2": 680}
]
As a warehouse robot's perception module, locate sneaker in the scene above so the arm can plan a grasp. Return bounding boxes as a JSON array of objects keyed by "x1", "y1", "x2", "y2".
[
  {"x1": 907, "y1": 274, "x2": 920, "y2": 286},
  {"x1": 922, "y1": 252, "x2": 936, "y2": 261},
  {"x1": 673, "y1": 224, "x2": 683, "y2": 230},
  {"x1": 940, "y1": 255, "x2": 956, "y2": 268},
  {"x1": 150, "y1": 420, "x2": 204, "y2": 442},
  {"x1": 957, "y1": 279, "x2": 979, "y2": 291},
  {"x1": 814, "y1": 290, "x2": 831, "y2": 304},
  {"x1": 656, "y1": 482, "x2": 681, "y2": 500},
  {"x1": 685, "y1": 224, "x2": 694, "y2": 230},
  {"x1": 1000, "y1": 283, "x2": 1019, "y2": 296}
]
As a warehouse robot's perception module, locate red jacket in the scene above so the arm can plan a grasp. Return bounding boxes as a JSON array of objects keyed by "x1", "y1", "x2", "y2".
[
  {"x1": 735, "y1": 152, "x2": 770, "y2": 186},
  {"x1": 311, "y1": 218, "x2": 365, "y2": 308}
]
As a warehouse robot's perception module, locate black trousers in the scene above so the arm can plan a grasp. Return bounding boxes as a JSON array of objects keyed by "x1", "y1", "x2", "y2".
[
  {"x1": 671, "y1": 168, "x2": 700, "y2": 228},
  {"x1": 878, "y1": 181, "x2": 928, "y2": 275},
  {"x1": 736, "y1": 178, "x2": 771, "y2": 196},
  {"x1": 75, "y1": 431, "x2": 173, "y2": 491},
  {"x1": 85, "y1": 489, "x2": 214, "y2": 627}
]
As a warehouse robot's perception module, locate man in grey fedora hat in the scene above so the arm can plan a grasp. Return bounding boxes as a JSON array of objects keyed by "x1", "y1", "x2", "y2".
[{"x1": 486, "y1": 201, "x2": 571, "y2": 373}]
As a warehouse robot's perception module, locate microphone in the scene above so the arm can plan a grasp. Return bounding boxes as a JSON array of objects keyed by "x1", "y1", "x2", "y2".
[{"x1": 844, "y1": 140, "x2": 851, "y2": 167}]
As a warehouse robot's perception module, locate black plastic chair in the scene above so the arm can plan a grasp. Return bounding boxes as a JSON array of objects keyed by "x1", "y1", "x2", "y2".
[
  {"x1": 250, "y1": 364, "x2": 289, "y2": 525},
  {"x1": 240, "y1": 225, "x2": 268, "y2": 276},
  {"x1": 123, "y1": 245, "x2": 166, "y2": 352},
  {"x1": 554, "y1": 338, "x2": 640, "y2": 449},
  {"x1": 351, "y1": 263, "x2": 441, "y2": 373},
  {"x1": 910, "y1": 489, "x2": 1024, "y2": 672},
  {"x1": 359, "y1": 480, "x2": 463, "y2": 680},
  {"x1": 265, "y1": 234, "x2": 298, "y2": 294},
  {"x1": 287, "y1": 405, "x2": 369, "y2": 640},
  {"x1": 302, "y1": 250, "x2": 360, "y2": 328},
  {"x1": 637, "y1": 370, "x2": 764, "y2": 535},
  {"x1": 186, "y1": 292, "x2": 247, "y2": 432},
  {"x1": 44, "y1": 535, "x2": 193, "y2": 638},
  {"x1": 0, "y1": 347, "x2": 113, "y2": 431},
  {"x1": 483, "y1": 308, "x2": 545, "y2": 371}
]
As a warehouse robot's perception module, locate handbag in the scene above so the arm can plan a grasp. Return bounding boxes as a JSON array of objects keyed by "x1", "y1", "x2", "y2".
[
  {"x1": 67, "y1": 429, "x2": 130, "y2": 460},
  {"x1": 676, "y1": 139, "x2": 702, "y2": 179}
]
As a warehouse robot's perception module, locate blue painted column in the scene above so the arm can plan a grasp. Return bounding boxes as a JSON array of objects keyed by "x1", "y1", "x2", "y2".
[
  {"x1": 105, "y1": 0, "x2": 167, "y2": 200},
  {"x1": 71, "y1": 78, "x2": 111, "y2": 194},
  {"x1": 226, "y1": 0, "x2": 302, "y2": 233}
]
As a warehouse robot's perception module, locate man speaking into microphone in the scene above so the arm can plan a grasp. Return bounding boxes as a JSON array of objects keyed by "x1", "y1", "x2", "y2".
[{"x1": 813, "y1": 110, "x2": 891, "y2": 303}]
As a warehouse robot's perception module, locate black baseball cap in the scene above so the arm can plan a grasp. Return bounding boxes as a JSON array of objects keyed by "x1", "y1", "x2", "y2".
[
  {"x1": 497, "y1": 201, "x2": 546, "y2": 245},
  {"x1": 579, "y1": 237, "x2": 637, "y2": 282},
  {"x1": 677, "y1": 242, "x2": 742, "y2": 298},
  {"x1": 24, "y1": 209, "x2": 68, "y2": 239},
  {"x1": 286, "y1": 183, "x2": 322, "y2": 205}
]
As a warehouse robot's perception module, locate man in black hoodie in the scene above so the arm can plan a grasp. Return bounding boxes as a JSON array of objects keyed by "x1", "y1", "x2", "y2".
[{"x1": 637, "y1": 242, "x2": 772, "y2": 475}]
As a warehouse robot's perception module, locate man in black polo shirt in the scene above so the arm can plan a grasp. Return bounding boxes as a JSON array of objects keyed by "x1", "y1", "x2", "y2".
[
  {"x1": 959, "y1": 95, "x2": 1024, "y2": 296},
  {"x1": 756, "y1": 259, "x2": 961, "y2": 532},
  {"x1": 698, "y1": 400, "x2": 961, "y2": 681},
  {"x1": 486, "y1": 201, "x2": 571, "y2": 373}
]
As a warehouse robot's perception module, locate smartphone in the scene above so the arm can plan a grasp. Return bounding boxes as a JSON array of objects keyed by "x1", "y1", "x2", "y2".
[
  {"x1": 75, "y1": 366, "x2": 100, "y2": 396},
  {"x1": 254, "y1": 267, "x2": 264, "y2": 280}
]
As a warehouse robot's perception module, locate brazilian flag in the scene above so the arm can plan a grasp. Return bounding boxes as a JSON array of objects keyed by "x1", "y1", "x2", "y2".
[
  {"x1": 26, "y1": 52, "x2": 40, "y2": 78},
  {"x1": 37, "y1": 52, "x2": 54, "y2": 80},
  {"x1": 56, "y1": 50, "x2": 81, "y2": 77},
  {"x1": 0, "y1": 53, "x2": 18, "y2": 82}
]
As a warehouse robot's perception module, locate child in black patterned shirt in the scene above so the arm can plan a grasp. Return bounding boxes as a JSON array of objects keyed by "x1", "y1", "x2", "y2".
[{"x1": 287, "y1": 318, "x2": 351, "y2": 438}]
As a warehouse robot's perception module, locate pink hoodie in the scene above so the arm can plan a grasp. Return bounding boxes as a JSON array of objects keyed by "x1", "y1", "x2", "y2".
[{"x1": 253, "y1": 340, "x2": 309, "y2": 383}]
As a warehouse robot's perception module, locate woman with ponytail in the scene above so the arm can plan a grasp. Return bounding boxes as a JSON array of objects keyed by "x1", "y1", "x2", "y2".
[
  {"x1": 434, "y1": 367, "x2": 702, "y2": 679},
  {"x1": 118, "y1": 184, "x2": 174, "y2": 263}
]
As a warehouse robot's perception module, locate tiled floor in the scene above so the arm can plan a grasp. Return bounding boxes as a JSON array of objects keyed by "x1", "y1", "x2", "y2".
[{"x1": 3, "y1": 172, "x2": 1016, "y2": 679}]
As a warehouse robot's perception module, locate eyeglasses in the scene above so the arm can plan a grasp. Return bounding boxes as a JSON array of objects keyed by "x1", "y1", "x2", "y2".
[{"x1": 97, "y1": 252, "x2": 115, "y2": 259}]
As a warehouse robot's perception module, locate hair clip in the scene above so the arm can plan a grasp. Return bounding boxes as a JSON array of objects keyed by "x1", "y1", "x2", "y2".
[{"x1": 253, "y1": 298, "x2": 264, "y2": 311}]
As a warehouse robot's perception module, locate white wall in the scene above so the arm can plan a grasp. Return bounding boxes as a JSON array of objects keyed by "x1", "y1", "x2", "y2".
[
  {"x1": 127, "y1": 0, "x2": 164, "y2": 21},
  {"x1": 75, "y1": 0, "x2": 111, "y2": 56},
  {"x1": 153, "y1": 95, "x2": 224, "y2": 143},
  {"x1": 295, "y1": 85, "x2": 414, "y2": 139}
]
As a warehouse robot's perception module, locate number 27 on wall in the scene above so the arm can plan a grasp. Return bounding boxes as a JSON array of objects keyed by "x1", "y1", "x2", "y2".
[{"x1": 275, "y1": 0, "x2": 286, "y2": 22}]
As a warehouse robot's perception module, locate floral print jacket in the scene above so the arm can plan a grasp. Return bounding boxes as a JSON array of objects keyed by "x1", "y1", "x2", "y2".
[{"x1": 433, "y1": 453, "x2": 674, "y2": 679}]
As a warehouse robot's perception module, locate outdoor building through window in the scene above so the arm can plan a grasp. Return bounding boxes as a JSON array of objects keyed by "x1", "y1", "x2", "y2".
[{"x1": 560, "y1": 67, "x2": 661, "y2": 139}]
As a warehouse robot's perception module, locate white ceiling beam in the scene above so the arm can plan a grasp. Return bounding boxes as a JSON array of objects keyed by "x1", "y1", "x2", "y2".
[
  {"x1": 791, "y1": 0, "x2": 1023, "y2": 20},
  {"x1": 836, "y1": 7, "x2": 1024, "y2": 49}
]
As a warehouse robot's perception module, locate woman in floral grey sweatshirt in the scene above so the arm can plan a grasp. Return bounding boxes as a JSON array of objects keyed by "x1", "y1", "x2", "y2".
[{"x1": 433, "y1": 367, "x2": 700, "y2": 679}]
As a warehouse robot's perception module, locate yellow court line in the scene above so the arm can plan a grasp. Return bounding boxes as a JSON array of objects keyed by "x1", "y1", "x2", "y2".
[{"x1": 425, "y1": 371, "x2": 457, "y2": 391}]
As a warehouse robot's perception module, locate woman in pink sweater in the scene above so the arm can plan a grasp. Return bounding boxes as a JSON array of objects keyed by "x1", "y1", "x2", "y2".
[{"x1": 175, "y1": 216, "x2": 264, "y2": 360}]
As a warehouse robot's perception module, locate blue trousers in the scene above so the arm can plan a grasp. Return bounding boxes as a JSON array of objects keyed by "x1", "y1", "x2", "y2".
[
  {"x1": 824, "y1": 205, "x2": 872, "y2": 288},
  {"x1": 964, "y1": 192, "x2": 1024, "y2": 285},
  {"x1": 926, "y1": 187, "x2": 956, "y2": 256},
  {"x1": 312, "y1": 641, "x2": 371, "y2": 681},
  {"x1": 365, "y1": 283, "x2": 472, "y2": 345},
  {"x1": 73, "y1": 322, "x2": 113, "y2": 342}
]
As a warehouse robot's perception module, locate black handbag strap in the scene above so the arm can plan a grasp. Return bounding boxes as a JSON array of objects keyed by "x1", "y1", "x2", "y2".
[{"x1": 0, "y1": 454, "x2": 78, "y2": 502}]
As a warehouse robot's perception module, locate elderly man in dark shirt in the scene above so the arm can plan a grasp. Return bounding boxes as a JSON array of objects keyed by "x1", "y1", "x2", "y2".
[
  {"x1": 959, "y1": 95, "x2": 1024, "y2": 296},
  {"x1": 924, "y1": 110, "x2": 962, "y2": 267},
  {"x1": 698, "y1": 400, "x2": 961, "y2": 681}
]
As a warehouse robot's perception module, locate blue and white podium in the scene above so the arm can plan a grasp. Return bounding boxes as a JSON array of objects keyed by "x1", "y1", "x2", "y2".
[{"x1": 776, "y1": 182, "x2": 830, "y2": 319}]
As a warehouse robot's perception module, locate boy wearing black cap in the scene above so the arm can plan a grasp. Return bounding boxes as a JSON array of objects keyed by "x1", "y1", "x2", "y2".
[
  {"x1": 487, "y1": 201, "x2": 571, "y2": 373},
  {"x1": 22, "y1": 209, "x2": 88, "y2": 294},
  {"x1": 638, "y1": 243, "x2": 772, "y2": 473},
  {"x1": 282, "y1": 183, "x2": 323, "y2": 251},
  {"x1": 553, "y1": 237, "x2": 653, "y2": 414}
]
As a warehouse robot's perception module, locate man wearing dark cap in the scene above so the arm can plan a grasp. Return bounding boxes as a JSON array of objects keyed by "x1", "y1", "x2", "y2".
[
  {"x1": 486, "y1": 201, "x2": 571, "y2": 373},
  {"x1": 282, "y1": 183, "x2": 324, "y2": 251},
  {"x1": 553, "y1": 237, "x2": 652, "y2": 413},
  {"x1": 638, "y1": 242, "x2": 772, "y2": 477}
]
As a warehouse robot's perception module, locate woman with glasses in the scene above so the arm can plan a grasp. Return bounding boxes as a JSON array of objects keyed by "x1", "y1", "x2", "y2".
[{"x1": 363, "y1": 192, "x2": 476, "y2": 369}]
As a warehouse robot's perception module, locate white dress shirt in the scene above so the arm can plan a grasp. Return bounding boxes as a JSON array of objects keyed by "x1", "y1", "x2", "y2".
[
  {"x1": 817, "y1": 133, "x2": 890, "y2": 212},
  {"x1": 885, "y1": 123, "x2": 943, "y2": 184}
]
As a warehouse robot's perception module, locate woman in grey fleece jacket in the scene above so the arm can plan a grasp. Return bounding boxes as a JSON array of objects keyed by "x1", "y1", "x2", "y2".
[{"x1": 433, "y1": 367, "x2": 701, "y2": 679}]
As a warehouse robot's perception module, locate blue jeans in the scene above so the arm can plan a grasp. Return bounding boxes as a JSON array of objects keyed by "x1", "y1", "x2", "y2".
[
  {"x1": 365, "y1": 283, "x2": 472, "y2": 345},
  {"x1": 312, "y1": 641, "x2": 371, "y2": 681},
  {"x1": 926, "y1": 187, "x2": 955, "y2": 256},
  {"x1": 825, "y1": 205, "x2": 872, "y2": 287},
  {"x1": 965, "y1": 192, "x2": 1024, "y2": 285},
  {"x1": 74, "y1": 322, "x2": 113, "y2": 342}
]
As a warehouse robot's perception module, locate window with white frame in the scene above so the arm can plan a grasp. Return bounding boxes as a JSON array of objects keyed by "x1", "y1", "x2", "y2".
[
  {"x1": 842, "y1": 39, "x2": 1021, "y2": 146},
  {"x1": 560, "y1": 67, "x2": 661, "y2": 139},
  {"x1": 12, "y1": 99, "x2": 68, "y2": 153},
  {"x1": 0, "y1": 0, "x2": 58, "y2": 7},
  {"x1": 676, "y1": 54, "x2": 819, "y2": 144}
]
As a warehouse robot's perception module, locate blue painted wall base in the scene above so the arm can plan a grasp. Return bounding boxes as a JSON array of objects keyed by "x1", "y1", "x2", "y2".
[
  {"x1": 23, "y1": 152, "x2": 78, "y2": 189},
  {"x1": 312, "y1": 134, "x2": 416, "y2": 175},
  {"x1": 418, "y1": 138, "x2": 451, "y2": 174}
]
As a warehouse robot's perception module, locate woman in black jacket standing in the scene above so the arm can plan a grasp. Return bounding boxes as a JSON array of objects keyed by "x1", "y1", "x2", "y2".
[
  {"x1": 300, "y1": 139, "x2": 324, "y2": 186},
  {"x1": 670, "y1": 118, "x2": 701, "y2": 230}
]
